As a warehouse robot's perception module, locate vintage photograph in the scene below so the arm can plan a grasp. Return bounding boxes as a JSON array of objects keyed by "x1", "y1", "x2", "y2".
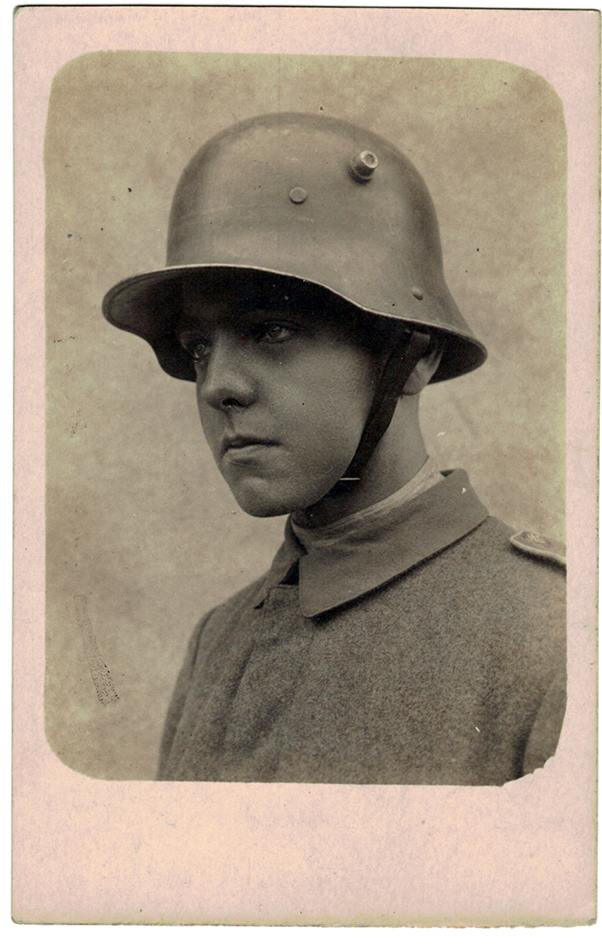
[
  {"x1": 45, "y1": 52, "x2": 568, "y2": 786},
  {"x1": 14, "y1": 4, "x2": 599, "y2": 926}
]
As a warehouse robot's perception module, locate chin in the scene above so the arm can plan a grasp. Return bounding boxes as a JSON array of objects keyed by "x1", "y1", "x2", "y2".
[
  {"x1": 228, "y1": 480, "x2": 333, "y2": 519},
  {"x1": 234, "y1": 495, "x2": 294, "y2": 519},
  {"x1": 224, "y1": 481, "x2": 289, "y2": 518}
]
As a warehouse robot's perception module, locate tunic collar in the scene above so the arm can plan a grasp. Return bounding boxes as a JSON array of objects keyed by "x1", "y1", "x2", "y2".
[
  {"x1": 253, "y1": 468, "x2": 489, "y2": 618},
  {"x1": 292, "y1": 456, "x2": 444, "y2": 548}
]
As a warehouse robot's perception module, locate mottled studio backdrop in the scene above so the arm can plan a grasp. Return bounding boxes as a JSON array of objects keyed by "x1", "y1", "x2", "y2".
[{"x1": 45, "y1": 53, "x2": 566, "y2": 780}]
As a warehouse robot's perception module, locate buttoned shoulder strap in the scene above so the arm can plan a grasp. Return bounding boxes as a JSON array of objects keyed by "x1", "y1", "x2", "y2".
[{"x1": 510, "y1": 530, "x2": 566, "y2": 568}]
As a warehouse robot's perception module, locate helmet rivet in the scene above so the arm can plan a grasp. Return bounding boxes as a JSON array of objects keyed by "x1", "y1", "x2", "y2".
[
  {"x1": 412, "y1": 287, "x2": 424, "y2": 300},
  {"x1": 289, "y1": 186, "x2": 308, "y2": 204},
  {"x1": 350, "y1": 150, "x2": 379, "y2": 182}
]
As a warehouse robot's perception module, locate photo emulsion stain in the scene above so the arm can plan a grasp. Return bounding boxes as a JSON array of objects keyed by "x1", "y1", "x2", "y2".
[{"x1": 44, "y1": 54, "x2": 567, "y2": 785}]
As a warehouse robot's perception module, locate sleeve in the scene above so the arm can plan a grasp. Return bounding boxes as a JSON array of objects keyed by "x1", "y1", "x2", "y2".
[
  {"x1": 156, "y1": 610, "x2": 215, "y2": 780},
  {"x1": 509, "y1": 532, "x2": 566, "y2": 778},
  {"x1": 521, "y1": 666, "x2": 567, "y2": 776}
]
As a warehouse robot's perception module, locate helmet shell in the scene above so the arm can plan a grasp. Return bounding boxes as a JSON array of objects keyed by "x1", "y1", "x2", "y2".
[{"x1": 103, "y1": 112, "x2": 486, "y2": 382}]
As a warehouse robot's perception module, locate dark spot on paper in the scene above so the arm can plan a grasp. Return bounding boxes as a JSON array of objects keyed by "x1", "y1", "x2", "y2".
[
  {"x1": 70, "y1": 410, "x2": 87, "y2": 436},
  {"x1": 74, "y1": 594, "x2": 119, "y2": 705}
]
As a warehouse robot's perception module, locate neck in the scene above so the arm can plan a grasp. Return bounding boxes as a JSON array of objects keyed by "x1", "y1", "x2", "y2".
[{"x1": 294, "y1": 395, "x2": 428, "y2": 529}]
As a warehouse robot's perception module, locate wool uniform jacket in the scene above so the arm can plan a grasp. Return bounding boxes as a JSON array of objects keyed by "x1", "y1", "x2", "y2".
[{"x1": 158, "y1": 470, "x2": 566, "y2": 785}]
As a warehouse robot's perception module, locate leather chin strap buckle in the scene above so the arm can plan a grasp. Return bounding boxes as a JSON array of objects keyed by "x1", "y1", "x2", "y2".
[{"x1": 337, "y1": 328, "x2": 432, "y2": 488}]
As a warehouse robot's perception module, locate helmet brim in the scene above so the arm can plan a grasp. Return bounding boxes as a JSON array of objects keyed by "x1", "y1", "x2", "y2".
[{"x1": 102, "y1": 263, "x2": 487, "y2": 384}]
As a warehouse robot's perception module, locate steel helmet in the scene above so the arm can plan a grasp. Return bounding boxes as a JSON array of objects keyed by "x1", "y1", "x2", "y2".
[{"x1": 102, "y1": 112, "x2": 486, "y2": 384}]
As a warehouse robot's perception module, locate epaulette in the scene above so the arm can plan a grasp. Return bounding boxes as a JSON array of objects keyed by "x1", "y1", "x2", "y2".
[{"x1": 510, "y1": 530, "x2": 566, "y2": 568}]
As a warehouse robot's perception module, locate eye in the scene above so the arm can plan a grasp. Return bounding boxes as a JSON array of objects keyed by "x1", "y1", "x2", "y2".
[
  {"x1": 253, "y1": 322, "x2": 295, "y2": 344},
  {"x1": 179, "y1": 333, "x2": 211, "y2": 363}
]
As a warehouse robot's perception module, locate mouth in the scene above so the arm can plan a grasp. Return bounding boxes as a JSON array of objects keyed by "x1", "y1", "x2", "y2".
[{"x1": 221, "y1": 435, "x2": 279, "y2": 462}]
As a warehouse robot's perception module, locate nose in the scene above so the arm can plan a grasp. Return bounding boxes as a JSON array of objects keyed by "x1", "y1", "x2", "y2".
[{"x1": 196, "y1": 333, "x2": 256, "y2": 412}]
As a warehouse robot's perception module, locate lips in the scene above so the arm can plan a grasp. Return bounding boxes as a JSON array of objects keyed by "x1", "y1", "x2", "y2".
[{"x1": 221, "y1": 434, "x2": 279, "y2": 459}]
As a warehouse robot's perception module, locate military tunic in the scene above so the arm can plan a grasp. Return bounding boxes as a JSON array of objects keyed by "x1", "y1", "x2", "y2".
[{"x1": 158, "y1": 469, "x2": 566, "y2": 785}]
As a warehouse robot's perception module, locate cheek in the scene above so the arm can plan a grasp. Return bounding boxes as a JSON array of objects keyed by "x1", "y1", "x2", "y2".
[
  {"x1": 196, "y1": 389, "x2": 221, "y2": 457},
  {"x1": 316, "y1": 349, "x2": 375, "y2": 419},
  {"x1": 292, "y1": 351, "x2": 376, "y2": 451}
]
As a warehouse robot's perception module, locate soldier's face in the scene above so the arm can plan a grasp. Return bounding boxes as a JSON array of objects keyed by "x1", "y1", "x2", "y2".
[{"x1": 178, "y1": 281, "x2": 377, "y2": 518}]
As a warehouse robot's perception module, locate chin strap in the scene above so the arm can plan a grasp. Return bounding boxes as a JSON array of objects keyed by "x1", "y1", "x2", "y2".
[{"x1": 335, "y1": 328, "x2": 432, "y2": 489}]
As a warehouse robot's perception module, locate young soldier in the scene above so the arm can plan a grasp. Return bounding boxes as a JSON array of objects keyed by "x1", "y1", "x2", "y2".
[{"x1": 103, "y1": 113, "x2": 566, "y2": 785}]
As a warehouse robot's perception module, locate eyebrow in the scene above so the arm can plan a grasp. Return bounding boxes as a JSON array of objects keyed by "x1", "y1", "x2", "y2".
[{"x1": 177, "y1": 298, "x2": 312, "y2": 330}]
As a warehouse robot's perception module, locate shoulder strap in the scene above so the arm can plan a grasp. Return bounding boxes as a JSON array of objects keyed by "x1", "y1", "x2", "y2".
[{"x1": 510, "y1": 530, "x2": 566, "y2": 568}]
